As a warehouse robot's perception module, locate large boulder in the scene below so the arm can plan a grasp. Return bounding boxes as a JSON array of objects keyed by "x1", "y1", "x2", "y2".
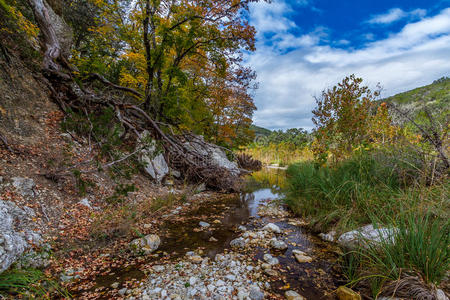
[
  {"x1": 337, "y1": 224, "x2": 398, "y2": 249},
  {"x1": 183, "y1": 135, "x2": 240, "y2": 176},
  {"x1": 0, "y1": 200, "x2": 42, "y2": 273},
  {"x1": 138, "y1": 131, "x2": 169, "y2": 183}
]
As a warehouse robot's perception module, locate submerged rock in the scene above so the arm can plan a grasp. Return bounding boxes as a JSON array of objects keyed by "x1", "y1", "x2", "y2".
[
  {"x1": 319, "y1": 230, "x2": 336, "y2": 242},
  {"x1": 199, "y1": 221, "x2": 210, "y2": 228},
  {"x1": 337, "y1": 224, "x2": 398, "y2": 249},
  {"x1": 270, "y1": 238, "x2": 287, "y2": 250},
  {"x1": 292, "y1": 249, "x2": 313, "y2": 263}
]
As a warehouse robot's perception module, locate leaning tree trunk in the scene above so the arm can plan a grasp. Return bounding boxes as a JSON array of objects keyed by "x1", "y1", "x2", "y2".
[{"x1": 28, "y1": 0, "x2": 73, "y2": 75}]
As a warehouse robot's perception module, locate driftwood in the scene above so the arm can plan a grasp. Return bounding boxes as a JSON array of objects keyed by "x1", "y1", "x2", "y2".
[
  {"x1": 0, "y1": 134, "x2": 13, "y2": 152},
  {"x1": 236, "y1": 153, "x2": 262, "y2": 171}
]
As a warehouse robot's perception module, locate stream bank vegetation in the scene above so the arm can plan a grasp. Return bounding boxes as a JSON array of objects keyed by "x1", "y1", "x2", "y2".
[{"x1": 285, "y1": 75, "x2": 449, "y2": 298}]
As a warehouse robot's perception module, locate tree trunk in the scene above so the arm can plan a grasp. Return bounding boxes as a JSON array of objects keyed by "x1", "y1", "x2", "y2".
[{"x1": 28, "y1": 0, "x2": 62, "y2": 71}]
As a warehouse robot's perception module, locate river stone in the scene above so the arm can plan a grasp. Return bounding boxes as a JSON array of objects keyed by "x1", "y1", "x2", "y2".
[
  {"x1": 130, "y1": 234, "x2": 160, "y2": 254},
  {"x1": 437, "y1": 289, "x2": 449, "y2": 300},
  {"x1": 12, "y1": 177, "x2": 36, "y2": 197},
  {"x1": 249, "y1": 285, "x2": 264, "y2": 300},
  {"x1": 111, "y1": 282, "x2": 119, "y2": 289},
  {"x1": 337, "y1": 224, "x2": 398, "y2": 249},
  {"x1": 0, "y1": 200, "x2": 41, "y2": 273},
  {"x1": 292, "y1": 249, "x2": 313, "y2": 263},
  {"x1": 285, "y1": 290, "x2": 306, "y2": 300},
  {"x1": 336, "y1": 286, "x2": 361, "y2": 300},
  {"x1": 263, "y1": 254, "x2": 279, "y2": 265},
  {"x1": 230, "y1": 237, "x2": 246, "y2": 248},
  {"x1": 319, "y1": 230, "x2": 336, "y2": 242},
  {"x1": 263, "y1": 223, "x2": 281, "y2": 233},
  {"x1": 270, "y1": 238, "x2": 287, "y2": 250},
  {"x1": 199, "y1": 221, "x2": 210, "y2": 228}
]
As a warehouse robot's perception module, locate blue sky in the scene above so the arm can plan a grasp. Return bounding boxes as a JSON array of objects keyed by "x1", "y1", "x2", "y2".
[{"x1": 246, "y1": 0, "x2": 450, "y2": 130}]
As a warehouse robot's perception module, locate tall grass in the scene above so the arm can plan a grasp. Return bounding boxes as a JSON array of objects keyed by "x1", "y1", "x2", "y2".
[
  {"x1": 342, "y1": 212, "x2": 449, "y2": 298},
  {"x1": 285, "y1": 153, "x2": 406, "y2": 232},
  {"x1": 240, "y1": 143, "x2": 313, "y2": 166}
]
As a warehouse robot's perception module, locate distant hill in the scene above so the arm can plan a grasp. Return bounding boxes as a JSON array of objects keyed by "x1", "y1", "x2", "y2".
[
  {"x1": 250, "y1": 125, "x2": 272, "y2": 136},
  {"x1": 384, "y1": 77, "x2": 449, "y2": 110},
  {"x1": 383, "y1": 77, "x2": 449, "y2": 126}
]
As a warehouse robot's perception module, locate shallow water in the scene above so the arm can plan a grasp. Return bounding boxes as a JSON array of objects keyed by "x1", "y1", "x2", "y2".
[{"x1": 91, "y1": 168, "x2": 343, "y2": 298}]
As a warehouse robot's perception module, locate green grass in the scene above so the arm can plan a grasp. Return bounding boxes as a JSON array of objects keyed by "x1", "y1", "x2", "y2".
[
  {"x1": 285, "y1": 152, "x2": 407, "y2": 232},
  {"x1": 0, "y1": 268, "x2": 70, "y2": 299},
  {"x1": 284, "y1": 149, "x2": 449, "y2": 296},
  {"x1": 341, "y1": 212, "x2": 449, "y2": 298}
]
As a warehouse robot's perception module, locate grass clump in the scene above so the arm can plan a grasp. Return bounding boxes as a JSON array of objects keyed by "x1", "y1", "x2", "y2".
[{"x1": 0, "y1": 268, "x2": 70, "y2": 299}]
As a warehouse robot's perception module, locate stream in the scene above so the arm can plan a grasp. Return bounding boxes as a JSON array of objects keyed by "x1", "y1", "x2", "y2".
[{"x1": 91, "y1": 167, "x2": 343, "y2": 299}]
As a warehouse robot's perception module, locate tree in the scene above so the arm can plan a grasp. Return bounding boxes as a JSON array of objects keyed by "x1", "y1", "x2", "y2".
[{"x1": 312, "y1": 75, "x2": 384, "y2": 162}]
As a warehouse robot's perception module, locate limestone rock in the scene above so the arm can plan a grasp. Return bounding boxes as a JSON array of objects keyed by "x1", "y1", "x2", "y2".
[
  {"x1": 183, "y1": 135, "x2": 240, "y2": 176},
  {"x1": 337, "y1": 224, "x2": 398, "y2": 249},
  {"x1": 249, "y1": 285, "x2": 264, "y2": 300},
  {"x1": 292, "y1": 249, "x2": 313, "y2": 263},
  {"x1": 263, "y1": 223, "x2": 281, "y2": 234},
  {"x1": 285, "y1": 290, "x2": 306, "y2": 300},
  {"x1": 0, "y1": 200, "x2": 41, "y2": 273},
  {"x1": 437, "y1": 289, "x2": 449, "y2": 300},
  {"x1": 270, "y1": 238, "x2": 287, "y2": 250},
  {"x1": 138, "y1": 131, "x2": 169, "y2": 183},
  {"x1": 230, "y1": 237, "x2": 246, "y2": 248},
  {"x1": 131, "y1": 234, "x2": 160, "y2": 254},
  {"x1": 336, "y1": 286, "x2": 361, "y2": 300},
  {"x1": 12, "y1": 177, "x2": 35, "y2": 197}
]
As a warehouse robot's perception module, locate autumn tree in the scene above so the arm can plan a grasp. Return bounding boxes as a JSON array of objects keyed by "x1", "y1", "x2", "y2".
[{"x1": 312, "y1": 75, "x2": 394, "y2": 162}]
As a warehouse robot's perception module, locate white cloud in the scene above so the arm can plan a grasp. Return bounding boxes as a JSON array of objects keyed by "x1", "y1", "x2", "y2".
[
  {"x1": 368, "y1": 8, "x2": 427, "y2": 25},
  {"x1": 246, "y1": 6, "x2": 450, "y2": 130}
]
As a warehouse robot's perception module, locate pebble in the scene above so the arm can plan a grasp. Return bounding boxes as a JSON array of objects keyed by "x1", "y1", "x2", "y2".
[
  {"x1": 263, "y1": 223, "x2": 281, "y2": 233},
  {"x1": 285, "y1": 290, "x2": 306, "y2": 300},
  {"x1": 199, "y1": 221, "x2": 210, "y2": 227},
  {"x1": 270, "y1": 238, "x2": 288, "y2": 250},
  {"x1": 249, "y1": 285, "x2": 264, "y2": 300}
]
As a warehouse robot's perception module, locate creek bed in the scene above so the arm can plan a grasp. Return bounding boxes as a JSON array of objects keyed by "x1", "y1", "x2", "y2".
[{"x1": 90, "y1": 168, "x2": 344, "y2": 299}]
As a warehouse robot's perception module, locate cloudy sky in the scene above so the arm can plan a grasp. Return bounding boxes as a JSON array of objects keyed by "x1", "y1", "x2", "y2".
[{"x1": 245, "y1": 0, "x2": 450, "y2": 130}]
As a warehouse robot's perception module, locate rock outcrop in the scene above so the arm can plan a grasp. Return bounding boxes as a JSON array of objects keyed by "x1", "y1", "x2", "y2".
[
  {"x1": 0, "y1": 200, "x2": 42, "y2": 273},
  {"x1": 138, "y1": 131, "x2": 169, "y2": 183}
]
